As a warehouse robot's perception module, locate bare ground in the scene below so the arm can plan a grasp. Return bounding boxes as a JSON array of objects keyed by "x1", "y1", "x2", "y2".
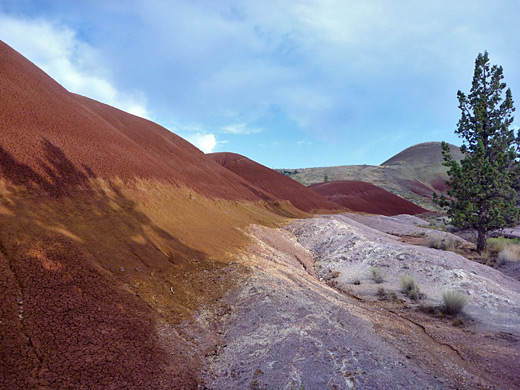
[{"x1": 199, "y1": 215, "x2": 520, "y2": 389}]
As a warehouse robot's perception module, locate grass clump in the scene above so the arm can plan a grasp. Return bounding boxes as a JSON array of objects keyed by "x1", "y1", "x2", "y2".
[
  {"x1": 487, "y1": 237, "x2": 520, "y2": 252},
  {"x1": 441, "y1": 290, "x2": 467, "y2": 315},
  {"x1": 376, "y1": 287, "x2": 398, "y2": 301},
  {"x1": 400, "y1": 275, "x2": 423, "y2": 301},
  {"x1": 371, "y1": 267, "x2": 384, "y2": 284},
  {"x1": 497, "y1": 246, "x2": 520, "y2": 266},
  {"x1": 429, "y1": 236, "x2": 460, "y2": 251}
]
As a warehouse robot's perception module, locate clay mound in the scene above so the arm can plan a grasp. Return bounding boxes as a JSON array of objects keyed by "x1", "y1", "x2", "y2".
[
  {"x1": 0, "y1": 40, "x2": 276, "y2": 202},
  {"x1": 209, "y1": 152, "x2": 343, "y2": 213},
  {"x1": 309, "y1": 180, "x2": 428, "y2": 216},
  {"x1": 1, "y1": 41, "x2": 307, "y2": 389},
  {"x1": 381, "y1": 141, "x2": 463, "y2": 166}
]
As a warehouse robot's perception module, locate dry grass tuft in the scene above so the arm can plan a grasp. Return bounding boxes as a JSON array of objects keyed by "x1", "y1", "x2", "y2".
[
  {"x1": 429, "y1": 236, "x2": 460, "y2": 251},
  {"x1": 371, "y1": 267, "x2": 384, "y2": 284},
  {"x1": 441, "y1": 290, "x2": 467, "y2": 315},
  {"x1": 400, "y1": 275, "x2": 423, "y2": 301},
  {"x1": 497, "y1": 245, "x2": 520, "y2": 266}
]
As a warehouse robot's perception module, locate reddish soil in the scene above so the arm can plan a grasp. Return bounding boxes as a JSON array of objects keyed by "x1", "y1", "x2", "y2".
[
  {"x1": 309, "y1": 180, "x2": 428, "y2": 216},
  {"x1": 209, "y1": 152, "x2": 343, "y2": 213},
  {"x1": 0, "y1": 40, "x2": 277, "y2": 203},
  {"x1": 0, "y1": 41, "x2": 304, "y2": 389}
]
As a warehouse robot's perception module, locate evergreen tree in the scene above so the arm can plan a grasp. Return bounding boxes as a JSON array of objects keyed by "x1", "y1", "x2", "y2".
[{"x1": 436, "y1": 52, "x2": 520, "y2": 253}]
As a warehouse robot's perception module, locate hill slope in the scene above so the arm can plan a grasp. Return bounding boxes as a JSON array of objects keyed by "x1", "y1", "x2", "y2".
[
  {"x1": 0, "y1": 40, "x2": 303, "y2": 389},
  {"x1": 281, "y1": 142, "x2": 463, "y2": 210},
  {"x1": 209, "y1": 152, "x2": 343, "y2": 213},
  {"x1": 309, "y1": 180, "x2": 428, "y2": 216}
]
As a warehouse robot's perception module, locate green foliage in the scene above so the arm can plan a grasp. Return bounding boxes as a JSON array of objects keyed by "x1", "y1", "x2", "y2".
[
  {"x1": 435, "y1": 52, "x2": 520, "y2": 253},
  {"x1": 441, "y1": 290, "x2": 468, "y2": 315}
]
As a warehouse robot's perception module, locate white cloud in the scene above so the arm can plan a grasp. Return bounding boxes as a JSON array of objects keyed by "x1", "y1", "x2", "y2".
[
  {"x1": 220, "y1": 123, "x2": 262, "y2": 135},
  {"x1": 185, "y1": 133, "x2": 217, "y2": 153},
  {"x1": 0, "y1": 13, "x2": 149, "y2": 118}
]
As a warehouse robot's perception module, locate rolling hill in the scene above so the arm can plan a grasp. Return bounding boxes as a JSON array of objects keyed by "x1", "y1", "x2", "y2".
[
  {"x1": 309, "y1": 180, "x2": 428, "y2": 216},
  {"x1": 281, "y1": 142, "x2": 464, "y2": 210},
  {"x1": 208, "y1": 152, "x2": 343, "y2": 213}
]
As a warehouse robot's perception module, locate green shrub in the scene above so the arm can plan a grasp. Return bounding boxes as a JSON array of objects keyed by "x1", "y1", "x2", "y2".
[
  {"x1": 371, "y1": 267, "x2": 384, "y2": 284},
  {"x1": 400, "y1": 275, "x2": 423, "y2": 301},
  {"x1": 441, "y1": 290, "x2": 467, "y2": 315}
]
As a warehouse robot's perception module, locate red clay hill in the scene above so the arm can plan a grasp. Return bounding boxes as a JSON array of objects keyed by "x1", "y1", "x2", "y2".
[
  {"x1": 0, "y1": 40, "x2": 279, "y2": 203},
  {"x1": 209, "y1": 152, "x2": 343, "y2": 213},
  {"x1": 0, "y1": 41, "x2": 307, "y2": 389},
  {"x1": 309, "y1": 180, "x2": 428, "y2": 216}
]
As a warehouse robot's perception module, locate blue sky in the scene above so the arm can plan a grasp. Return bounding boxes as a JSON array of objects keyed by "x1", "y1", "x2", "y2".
[{"x1": 1, "y1": 1, "x2": 519, "y2": 168}]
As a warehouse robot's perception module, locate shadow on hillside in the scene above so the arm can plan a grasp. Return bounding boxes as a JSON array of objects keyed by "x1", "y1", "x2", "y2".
[
  {"x1": 0, "y1": 139, "x2": 202, "y2": 388},
  {"x1": 0, "y1": 138, "x2": 205, "y2": 261}
]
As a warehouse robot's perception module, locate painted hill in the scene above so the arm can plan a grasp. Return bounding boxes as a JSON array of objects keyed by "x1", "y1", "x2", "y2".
[
  {"x1": 0, "y1": 40, "x2": 305, "y2": 389},
  {"x1": 382, "y1": 141, "x2": 464, "y2": 167},
  {"x1": 281, "y1": 142, "x2": 463, "y2": 210},
  {"x1": 309, "y1": 180, "x2": 428, "y2": 216},
  {"x1": 208, "y1": 152, "x2": 343, "y2": 213}
]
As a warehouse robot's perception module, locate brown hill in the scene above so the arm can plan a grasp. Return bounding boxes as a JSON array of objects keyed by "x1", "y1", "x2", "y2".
[
  {"x1": 281, "y1": 142, "x2": 463, "y2": 210},
  {"x1": 381, "y1": 141, "x2": 463, "y2": 167},
  {"x1": 309, "y1": 180, "x2": 428, "y2": 216},
  {"x1": 0, "y1": 41, "x2": 306, "y2": 389},
  {"x1": 208, "y1": 152, "x2": 343, "y2": 213}
]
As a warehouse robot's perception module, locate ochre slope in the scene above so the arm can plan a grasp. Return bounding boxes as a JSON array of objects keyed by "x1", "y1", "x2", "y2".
[
  {"x1": 309, "y1": 180, "x2": 428, "y2": 216},
  {"x1": 0, "y1": 41, "x2": 305, "y2": 388},
  {"x1": 209, "y1": 152, "x2": 343, "y2": 213}
]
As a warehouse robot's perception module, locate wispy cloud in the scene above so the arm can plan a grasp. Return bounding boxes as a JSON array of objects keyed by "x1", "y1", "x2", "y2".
[
  {"x1": 220, "y1": 123, "x2": 262, "y2": 135},
  {"x1": 0, "y1": 13, "x2": 149, "y2": 118}
]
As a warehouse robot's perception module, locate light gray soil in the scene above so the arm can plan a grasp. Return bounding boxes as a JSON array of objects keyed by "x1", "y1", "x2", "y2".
[{"x1": 199, "y1": 215, "x2": 520, "y2": 389}]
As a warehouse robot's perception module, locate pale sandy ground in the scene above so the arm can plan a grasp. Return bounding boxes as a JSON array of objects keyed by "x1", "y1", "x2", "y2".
[{"x1": 198, "y1": 215, "x2": 520, "y2": 389}]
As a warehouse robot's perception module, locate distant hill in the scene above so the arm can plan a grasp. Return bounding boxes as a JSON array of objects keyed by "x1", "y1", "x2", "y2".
[
  {"x1": 209, "y1": 152, "x2": 343, "y2": 213},
  {"x1": 280, "y1": 142, "x2": 463, "y2": 210},
  {"x1": 381, "y1": 141, "x2": 463, "y2": 166},
  {"x1": 309, "y1": 180, "x2": 428, "y2": 216}
]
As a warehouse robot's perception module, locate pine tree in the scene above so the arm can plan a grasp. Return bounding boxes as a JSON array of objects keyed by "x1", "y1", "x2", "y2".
[{"x1": 437, "y1": 51, "x2": 520, "y2": 253}]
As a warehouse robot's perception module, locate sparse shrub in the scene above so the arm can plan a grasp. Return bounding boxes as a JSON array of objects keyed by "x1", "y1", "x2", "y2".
[
  {"x1": 331, "y1": 270, "x2": 340, "y2": 278},
  {"x1": 352, "y1": 278, "x2": 361, "y2": 285},
  {"x1": 400, "y1": 275, "x2": 417, "y2": 294},
  {"x1": 497, "y1": 245, "x2": 520, "y2": 266},
  {"x1": 377, "y1": 286, "x2": 386, "y2": 297},
  {"x1": 441, "y1": 290, "x2": 467, "y2": 315},
  {"x1": 446, "y1": 225, "x2": 459, "y2": 233},
  {"x1": 377, "y1": 287, "x2": 397, "y2": 301},
  {"x1": 385, "y1": 289, "x2": 398, "y2": 301},
  {"x1": 418, "y1": 303, "x2": 437, "y2": 315},
  {"x1": 487, "y1": 237, "x2": 520, "y2": 252},
  {"x1": 400, "y1": 275, "x2": 423, "y2": 301},
  {"x1": 429, "y1": 236, "x2": 444, "y2": 249},
  {"x1": 371, "y1": 267, "x2": 384, "y2": 284},
  {"x1": 429, "y1": 236, "x2": 460, "y2": 251}
]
